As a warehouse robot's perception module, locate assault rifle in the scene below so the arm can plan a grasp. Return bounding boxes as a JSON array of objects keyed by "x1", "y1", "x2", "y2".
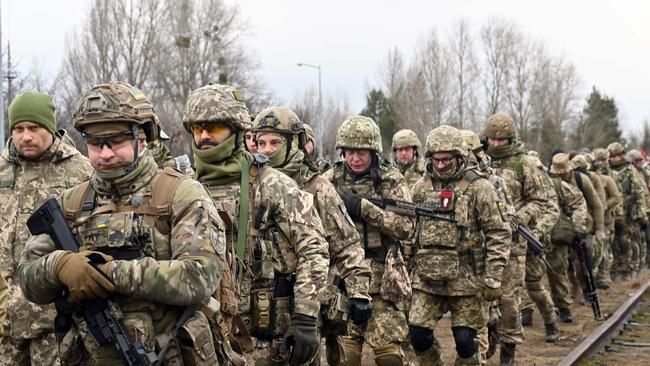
[
  {"x1": 27, "y1": 198, "x2": 158, "y2": 366},
  {"x1": 361, "y1": 195, "x2": 556, "y2": 273},
  {"x1": 573, "y1": 237, "x2": 602, "y2": 320}
]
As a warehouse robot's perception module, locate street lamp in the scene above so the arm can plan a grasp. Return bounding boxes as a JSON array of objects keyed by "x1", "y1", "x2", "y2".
[{"x1": 297, "y1": 62, "x2": 322, "y2": 150}]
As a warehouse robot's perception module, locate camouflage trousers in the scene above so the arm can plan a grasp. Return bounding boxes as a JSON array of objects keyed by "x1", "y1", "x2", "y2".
[
  {"x1": 521, "y1": 252, "x2": 556, "y2": 325},
  {"x1": 596, "y1": 234, "x2": 614, "y2": 286},
  {"x1": 409, "y1": 290, "x2": 488, "y2": 366},
  {"x1": 336, "y1": 296, "x2": 409, "y2": 366},
  {"x1": 613, "y1": 219, "x2": 636, "y2": 274},
  {"x1": 0, "y1": 333, "x2": 60, "y2": 366},
  {"x1": 496, "y1": 254, "x2": 525, "y2": 345},
  {"x1": 545, "y1": 244, "x2": 573, "y2": 309}
]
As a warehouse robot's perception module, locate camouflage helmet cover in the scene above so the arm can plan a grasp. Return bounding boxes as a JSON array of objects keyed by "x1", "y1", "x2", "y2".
[
  {"x1": 182, "y1": 83, "x2": 250, "y2": 132},
  {"x1": 483, "y1": 112, "x2": 517, "y2": 139},
  {"x1": 73, "y1": 82, "x2": 156, "y2": 139},
  {"x1": 550, "y1": 153, "x2": 572, "y2": 175},
  {"x1": 460, "y1": 129, "x2": 482, "y2": 150},
  {"x1": 425, "y1": 125, "x2": 468, "y2": 157},
  {"x1": 607, "y1": 142, "x2": 625, "y2": 156},
  {"x1": 252, "y1": 106, "x2": 303, "y2": 135},
  {"x1": 335, "y1": 115, "x2": 383, "y2": 153},
  {"x1": 627, "y1": 149, "x2": 644, "y2": 161},
  {"x1": 592, "y1": 148, "x2": 609, "y2": 160},
  {"x1": 570, "y1": 154, "x2": 589, "y2": 170},
  {"x1": 392, "y1": 129, "x2": 421, "y2": 150}
]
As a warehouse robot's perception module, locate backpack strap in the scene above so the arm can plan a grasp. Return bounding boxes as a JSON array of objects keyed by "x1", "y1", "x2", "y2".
[
  {"x1": 64, "y1": 180, "x2": 94, "y2": 222},
  {"x1": 458, "y1": 169, "x2": 482, "y2": 194},
  {"x1": 151, "y1": 167, "x2": 186, "y2": 235},
  {"x1": 573, "y1": 171, "x2": 584, "y2": 193}
]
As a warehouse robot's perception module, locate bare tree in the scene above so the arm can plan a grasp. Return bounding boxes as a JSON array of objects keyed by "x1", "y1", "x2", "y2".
[
  {"x1": 415, "y1": 29, "x2": 452, "y2": 129},
  {"x1": 447, "y1": 18, "x2": 480, "y2": 129}
]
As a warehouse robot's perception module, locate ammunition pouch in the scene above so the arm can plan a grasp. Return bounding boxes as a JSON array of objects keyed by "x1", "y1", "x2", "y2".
[
  {"x1": 416, "y1": 247, "x2": 459, "y2": 282},
  {"x1": 320, "y1": 281, "x2": 349, "y2": 336},
  {"x1": 468, "y1": 247, "x2": 486, "y2": 275},
  {"x1": 551, "y1": 212, "x2": 578, "y2": 246},
  {"x1": 178, "y1": 310, "x2": 219, "y2": 365},
  {"x1": 250, "y1": 275, "x2": 295, "y2": 340}
]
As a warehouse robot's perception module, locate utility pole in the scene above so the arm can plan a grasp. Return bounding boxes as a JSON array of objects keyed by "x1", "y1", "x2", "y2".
[
  {"x1": 297, "y1": 62, "x2": 323, "y2": 152},
  {"x1": 0, "y1": 3, "x2": 4, "y2": 154}
]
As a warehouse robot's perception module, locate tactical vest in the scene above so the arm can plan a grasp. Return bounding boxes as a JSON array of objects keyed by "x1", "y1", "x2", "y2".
[
  {"x1": 414, "y1": 170, "x2": 486, "y2": 282},
  {"x1": 64, "y1": 168, "x2": 238, "y2": 365}
]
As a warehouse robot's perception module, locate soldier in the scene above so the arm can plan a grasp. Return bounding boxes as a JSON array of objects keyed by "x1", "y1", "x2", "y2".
[
  {"x1": 627, "y1": 149, "x2": 650, "y2": 269},
  {"x1": 0, "y1": 275, "x2": 5, "y2": 337},
  {"x1": 588, "y1": 151, "x2": 622, "y2": 288},
  {"x1": 322, "y1": 116, "x2": 414, "y2": 366},
  {"x1": 183, "y1": 84, "x2": 330, "y2": 366},
  {"x1": 546, "y1": 154, "x2": 593, "y2": 324},
  {"x1": 391, "y1": 129, "x2": 426, "y2": 189},
  {"x1": 483, "y1": 112, "x2": 559, "y2": 365},
  {"x1": 408, "y1": 125, "x2": 510, "y2": 365},
  {"x1": 304, "y1": 123, "x2": 331, "y2": 173},
  {"x1": 251, "y1": 107, "x2": 372, "y2": 364},
  {"x1": 18, "y1": 82, "x2": 227, "y2": 364},
  {"x1": 148, "y1": 116, "x2": 194, "y2": 176},
  {"x1": 0, "y1": 91, "x2": 93, "y2": 366},
  {"x1": 607, "y1": 142, "x2": 647, "y2": 279},
  {"x1": 244, "y1": 117, "x2": 258, "y2": 155}
]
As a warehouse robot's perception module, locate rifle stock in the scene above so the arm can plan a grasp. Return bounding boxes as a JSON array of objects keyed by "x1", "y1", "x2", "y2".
[{"x1": 574, "y1": 238, "x2": 602, "y2": 320}]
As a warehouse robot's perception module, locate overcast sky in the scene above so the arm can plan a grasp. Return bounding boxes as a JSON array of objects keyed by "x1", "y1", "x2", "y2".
[{"x1": 4, "y1": 0, "x2": 649, "y2": 134}]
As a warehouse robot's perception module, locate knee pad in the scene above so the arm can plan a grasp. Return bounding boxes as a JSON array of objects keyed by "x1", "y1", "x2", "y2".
[
  {"x1": 341, "y1": 337, "x2": 362, "y2": 366},
  {"x1": 452, "y1": 326, "x2": 478, "y2": 359},
  {"x1": 409, "y1": 325, "x2": 434, "y2": 352},
  {"x1": 374, "y1": 344, "x2": 405, "y2": 366}
]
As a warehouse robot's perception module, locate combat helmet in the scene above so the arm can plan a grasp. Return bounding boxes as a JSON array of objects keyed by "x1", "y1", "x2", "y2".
[
  {"x1": 74, "y1": 82, "x2": 157, "y2": 141},
  {"x1": 460, "y1": 129, "x2": 482, "y2": 151},
  {"x1": 627, "y1": 149, "x2": 644, "y2": 162},
  {"x1": 550, "y1": 153, "x2": 572, "y2": 175},
  {"x1": 335, "y1": 116, "x2": 383, "y2": 154},
  {"x1": 182, "y1": 83, "x2": 250, "y2": 132},
  {"x1": 484, "y1": 112, "x2": 517, "y2": 139},
  {"x1": 426, "y1": 125, "x2": 468, "y2": 158},
  {"x1": 593, "y1": 148, "x2": 609, "y2": 161},
  {"x1": 252, "y1": 106, "x2": 307, "y2": 167},
  {"x1": 607, "y1": 142, "x2": 626, "y2": 157},
  {"x1": 570, "y1": 154, "x2": 590, "y2": 171},
  {"x1": 392, "y1": 129, "x2": 421, "y2": 151}
]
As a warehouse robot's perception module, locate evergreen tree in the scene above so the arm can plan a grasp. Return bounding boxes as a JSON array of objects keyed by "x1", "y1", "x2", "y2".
[
  {"x1": 571, "y1": 86, "x2": 622, "y2": 149},
  {"x1": 360, "y1": 89, "x2": 397, "y2": 154}
]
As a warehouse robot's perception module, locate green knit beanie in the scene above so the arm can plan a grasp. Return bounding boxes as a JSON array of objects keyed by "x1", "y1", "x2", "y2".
[{"x1": 8, "y1": 91, "x2": 57, "y2": 135}]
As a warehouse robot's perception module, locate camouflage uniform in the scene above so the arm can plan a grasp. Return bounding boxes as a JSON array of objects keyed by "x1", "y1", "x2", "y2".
[
  {"x1": 546, "y1": 155, "x2": 593, "y2": 320},
  {"x1": 484, "y1": 113, "x2": 559, "y2": 364},
  {"x1": 0, "y1": 275, "x2": 5, "y2": 337},
  {"x1": 408, "y1": 125, "x2": 510, "y2": 365},
  {"x1": 627, "y1": 149, "x2": 650, "y2": 269},
  {"x1": 18, "y1": 82, "x2": 227, "y2": 365},
  {"x1": 608, "y1": 142, "x2": 647, "y2": 278},
  {"x1": 323, "y1": 116, "x2": 414, "y2": 366},
  {"x1": 391, "y1": 129, "x2": 426, "y2": 189},
  {"x1": 184, "y1": 85, "x2": 330, "y2": 366},
  {"x1": 0, "y1": 111, "x2": 92, "y2": 365},
  {"x1": 252, "y1": 107, "x2": 372, "y2": 365}
]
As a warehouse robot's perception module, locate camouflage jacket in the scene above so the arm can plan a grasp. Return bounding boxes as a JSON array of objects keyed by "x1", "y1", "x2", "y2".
[
  {"x1": 553, "y1": 178, "x2": 592, "y2": 236},
  {"x1": 0, "y1": 133, "x2": 92, "y2": 339},
  {"x1": 19, "y1": 153, "x2": 225, "y2": 363},
  {"x1": 569, "y1": 171, "x2": 605, "y2": 234},
  {"x1": 610, "y1": 160, "x2": 647, "y2": 222},
  {"x1": 394, "y1": 156, "x2": 427, "y2": 190},
  {"x1": 323, "y1": 160, "x2": 414, "y2": 296},
  {"x1": 487, "y1": 141, "x2": 560, "y2": 256},
  {"x1": 633, "y1": 165, "x2": 650, "y2": 214},
  {"x1": 277, "y1": 152, "x2": 371, "y2": 301},
  {"x1": 410, "y1": 167, "x2": 511, "y2": 296},
  {"x1": 201, "y1": 153, "x2": 330, "y2": 319},
  {"x1": 0, "y1": 274, "x2": 6, "y2": 337}
]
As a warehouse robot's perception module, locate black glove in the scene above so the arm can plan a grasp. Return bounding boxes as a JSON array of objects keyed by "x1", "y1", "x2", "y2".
[
  {"x1": 337, "y1": 189, "x2": 362, "y2": 220},
  {"x1": 280, "y1": 314, "x2": 319, "y2": 366},
  {"x1": 348, "y1": 298, "x2": 373, "y2": 325}
]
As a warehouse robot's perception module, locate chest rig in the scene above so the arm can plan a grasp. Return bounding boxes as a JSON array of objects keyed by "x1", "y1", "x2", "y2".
[{"x1": 64, "y1": 167, "x2": 185, "y2": 260}]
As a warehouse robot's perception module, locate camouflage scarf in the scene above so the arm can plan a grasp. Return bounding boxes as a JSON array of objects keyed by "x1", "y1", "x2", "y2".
[
  {"x1": 394, "y1": 157, "x2": 416, "y2": 175},
  {"x1": 193, "y1": 133, "x2": 250, "y2": 186},
  {"x1": 486, "y1": 140, "x2": 524, "y2": 159},
  {"x1": 94, "y1": 150, "x2": 157, "y2": 197},
  {"x1": 276, "y1": 149, "x2": 315, "y2": 188}
]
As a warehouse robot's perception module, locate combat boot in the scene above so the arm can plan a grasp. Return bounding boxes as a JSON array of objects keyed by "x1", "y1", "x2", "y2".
[
  {"x1": 486, "y1": 322, "x2": 498, "y2": 359},
  {"x1": 499, "y1": 343, "x2": 516, "y2": 366},
  {"x1": 521, "y1": 309, "x2": 533, "y2": 327},
  {"x1": 558, "y1": 308, "x2": 573, "y2": 323},
  {"x1": 544, "y1": 322, "x2": 559, "y2": 343}
]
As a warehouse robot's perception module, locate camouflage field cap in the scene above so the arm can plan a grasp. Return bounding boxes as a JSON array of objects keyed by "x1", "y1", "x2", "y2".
[
  {"x1": 73, "y1": 82, "x2": 157, "y2": 140},
  {"x1": 627, "y1": 149, "x2": 644, "y2": 161},
  {"x1": 571, "y1": 154, "x2": 589, "y2": 170},
  {"x1": 550, "y1": 153, "x2": 572, "y2": 175},
  {"x1": 335, "y1": 115, "x2": 382, "y2": 153},
  {"x1": 252, "y1": 106, "x2": 303, "y2": 136},
  {"x1": 425, "y1": 125, "x2": 468, "y2": 157},
  {"x1": 460, "y1": 129, "x2": 482, "y2": 150},
  {"x1": 182, "y1": 83, "x2": 250, "y2": 132},
  {"x1": 484, "y1": 112, "x2": 517, "y2": 139},
  {"x1": 607, "y1": 142, "x2": 625, "y2": 157},
  {"x1": 391, "y1": 129, "x2": 421, "y2": 150},
  {"x1": 593, "y1": 148, "x2": 609, "y2": 160},
  {"x1": 304, "y1": 123, "x2": 315, "y2": 142}
]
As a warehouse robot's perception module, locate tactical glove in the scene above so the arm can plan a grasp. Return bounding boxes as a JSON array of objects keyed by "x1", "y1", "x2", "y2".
[
  {"x1": 280, "y1": 313, "x2": 319, "y2": 366},
  {"x1": 480, "y1": 284, "x2": 501, "y2": 302},
  {"x1": 348, "y1": 298, "x2": 373, "y2": 325},
  {"x1": 337, "y1": 189, "x2": 362, "y2": 220},
  {"x1": 54, "y1": 251, "x2": 115, "y2": 303}
]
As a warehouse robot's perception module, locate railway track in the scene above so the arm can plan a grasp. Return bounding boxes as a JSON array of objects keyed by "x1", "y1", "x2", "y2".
[{"x1": 558, "y1": 276, "x2": 650, "y2": 365}]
